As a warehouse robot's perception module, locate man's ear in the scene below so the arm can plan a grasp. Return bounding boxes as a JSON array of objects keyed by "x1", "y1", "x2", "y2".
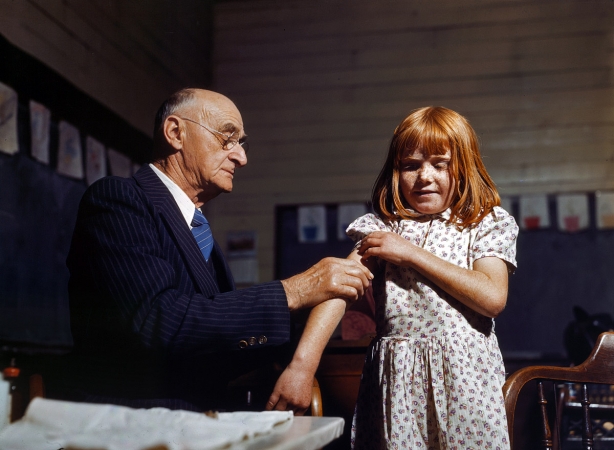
[{"x1": 163, "y1": 116, "x2": 183, "y2": 151}]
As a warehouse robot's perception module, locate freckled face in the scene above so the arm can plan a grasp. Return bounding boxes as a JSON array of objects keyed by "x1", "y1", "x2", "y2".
[{"x1": 399, "y1": 147, "x2": 455, "y2": 215}]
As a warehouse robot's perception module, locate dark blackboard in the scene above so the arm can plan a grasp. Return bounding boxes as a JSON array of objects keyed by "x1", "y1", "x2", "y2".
[
  {"x1": 496, "y1": 196, "x2": 614, "y2": 357},
  {"x1": 0, "y1": 33, "x2": 152, "y2": 352},
  {"x1": 0, "y1": 152, "x2": 84, "y2": 348}
]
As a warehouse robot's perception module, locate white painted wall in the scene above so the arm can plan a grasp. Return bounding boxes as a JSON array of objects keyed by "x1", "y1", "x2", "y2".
[{"x1": 210, "y1": 0, "x2": 614, "y2": 282}]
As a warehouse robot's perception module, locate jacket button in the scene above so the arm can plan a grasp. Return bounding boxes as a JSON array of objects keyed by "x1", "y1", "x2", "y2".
[
  {"x1": 258, "y1": 335, "x2": 267, "y2": 345},
  {"x1": 248, "y1": 336, "x2": 257, "y2": 346},
  {"x1": 238, "y1": 340, "x2": 248, "y2": 349}
]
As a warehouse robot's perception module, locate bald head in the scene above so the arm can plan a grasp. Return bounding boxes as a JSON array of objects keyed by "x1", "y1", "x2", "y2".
[
  {"x1": 150, "y1": 88, "x2": 248, "y2": 206},
  {"x1": 152, "y1": 88, "x2": 245, "y2": 160},
  {"x1": 153, "y1": 88, "x2": 238, "y2": 136}
]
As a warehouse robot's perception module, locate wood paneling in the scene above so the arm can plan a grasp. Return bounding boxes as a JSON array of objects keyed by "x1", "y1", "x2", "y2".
[
  {"x1": 209, "y1": 0, "x2": 614, "y2": 282},
  {"x1": 0, "y1": 0, "x2": 213, "y2": 134}
]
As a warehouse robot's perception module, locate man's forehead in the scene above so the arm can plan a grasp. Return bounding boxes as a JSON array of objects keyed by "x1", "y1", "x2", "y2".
[{"x1": 192, "y1": 97, "x2": 243, "y2": 132}]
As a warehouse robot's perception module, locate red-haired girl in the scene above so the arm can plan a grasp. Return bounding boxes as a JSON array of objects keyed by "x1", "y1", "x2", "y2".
[
  {"x1": 351, "y1": 106, "x2": 518, "y2": 449},
  {"x1": 268, "y1": 106, "x2": 518, "y2": 450}
]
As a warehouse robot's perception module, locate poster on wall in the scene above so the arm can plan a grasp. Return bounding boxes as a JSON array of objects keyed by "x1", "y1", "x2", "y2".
[
  {"x1": 108, "y1": 148, "x2": 132, "y2": 178},
  {"x1": 596, "y1": 191, "x2": 614, "y2": 230},
  {"x1": 226, "y1": 230, "x2": 258, "y2": 284},
  {"x1": 86, "y1": 136, "x2": 107, "y2": 185},
  {"x1": 337, "y1": 203, "x2": 367, "y2": 240},
  {"x1": 519, "y1": 194, "x2": 550, "y2": 230},
  {"x1": 29, "y1": 100, "x2": 51, "y2": 164},
  {"x1": 57, "y1": 121, "x2": 84, "y2": 179},
  {"x1": 0, "y1": 82, "x2": 19, "y2": 155},
  {"x1": 298, "y1": 205, "x2": 327, "y2": 243},
  {"x1": 556, "y1": 193, "x2": 589, "y2": 233}
]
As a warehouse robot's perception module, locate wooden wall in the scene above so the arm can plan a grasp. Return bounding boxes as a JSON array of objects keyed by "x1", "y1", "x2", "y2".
[
  {"x1": 0, "y1": 0, "x2": 213, "y2": 135},
  {"x1": 210, "y1": 0, "x2": 614, "y2": 285}
]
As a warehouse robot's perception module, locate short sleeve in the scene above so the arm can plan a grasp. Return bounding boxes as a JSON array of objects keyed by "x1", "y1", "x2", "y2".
[
  {"x1": 346, "y1": 213, "x2": 390, "y2": 245},
  {"x1": 470, "y1": 206, "x2": 519, "y2": 271}
]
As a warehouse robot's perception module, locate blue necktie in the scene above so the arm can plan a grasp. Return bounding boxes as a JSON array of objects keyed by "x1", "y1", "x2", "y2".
[{"x1": 191, "y1": 208, "x2": 213, "y2": 262}]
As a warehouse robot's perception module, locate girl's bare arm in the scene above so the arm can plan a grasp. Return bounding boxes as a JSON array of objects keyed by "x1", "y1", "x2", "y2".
[
  {"x1": 358, "y1": 231, "x2": 508, "y2": 318},
  {"x1": 265, "y1": 250, "x2": 372, "y2": 414}
]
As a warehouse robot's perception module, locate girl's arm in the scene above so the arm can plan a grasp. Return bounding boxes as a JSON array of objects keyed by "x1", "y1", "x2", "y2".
[
  {"x1": 265, "y1": 250, "x2": 373, "y2": 415},
  {"x1": 358, "y1": 231, "x2": 508, "y2": 318}
]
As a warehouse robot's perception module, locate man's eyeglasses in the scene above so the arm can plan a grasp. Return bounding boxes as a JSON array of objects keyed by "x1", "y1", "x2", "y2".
[{"x1": 180, "y1": 117, "x2": 249, "y2": 152}]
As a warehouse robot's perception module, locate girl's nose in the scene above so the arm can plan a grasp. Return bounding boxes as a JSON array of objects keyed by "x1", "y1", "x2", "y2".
[{"x1": 417, "y1": 164, "x2": 435, "y2": 181}]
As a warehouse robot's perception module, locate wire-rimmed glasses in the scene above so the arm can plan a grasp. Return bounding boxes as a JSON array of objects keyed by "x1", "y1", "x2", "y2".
[{"x1": 180, "y1": 117, "x2": 249, "y2": 152}]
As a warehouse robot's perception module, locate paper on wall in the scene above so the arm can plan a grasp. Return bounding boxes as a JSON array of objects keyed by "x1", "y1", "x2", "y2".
[
  {"x1": 29, "y1": 100, "x2": 50, "y2": 164},
  {"x1": 86, "y1": 136, "x2": 107, "y2": 185},
  {"x1": 596, "y1": 191, "x2": 614, "y2": 230},
  {"x1": 298, "y1": 205, "x2": 327, "y2": 243},
  {"x1": 519, "y1": 194, "x2": 550, "y2": 230},
  {"x1": 57, "y1": 121, "x2": 84, "y2": 179},
  {"x1": 0, "y1": 82, "x2": 18, "y2": 155},
  {"x1": 556, "y1": 193, "x2": 589, "y2": 233}
]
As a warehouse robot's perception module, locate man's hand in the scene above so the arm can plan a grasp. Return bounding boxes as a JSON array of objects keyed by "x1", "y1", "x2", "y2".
[
  {"x1": 281, "y1": 257, "x2": 373, "y2": 311},
  {"x1": 265, "y1": 364, "x2": 314, "y2": 416}
]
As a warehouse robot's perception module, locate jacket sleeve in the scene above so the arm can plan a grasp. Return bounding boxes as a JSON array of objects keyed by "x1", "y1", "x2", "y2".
[{"x1": 67, "y1": 176, "x2": 290, "y2": 358}]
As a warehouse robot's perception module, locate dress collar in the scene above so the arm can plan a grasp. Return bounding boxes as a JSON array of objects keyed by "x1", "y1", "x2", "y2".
[{"x1": 399, "y1": 207, "x2": 451, "y2": 221}]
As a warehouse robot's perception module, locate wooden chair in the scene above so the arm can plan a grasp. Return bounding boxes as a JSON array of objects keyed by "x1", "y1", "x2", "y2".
[{"x1": 503, "y1": 331, "x2": 614, "y2": 450}]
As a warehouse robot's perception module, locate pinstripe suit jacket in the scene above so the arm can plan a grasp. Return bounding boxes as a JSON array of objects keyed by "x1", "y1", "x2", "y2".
[{"x1": 65, "y1": 165, "x2": 290, "y2": 410}]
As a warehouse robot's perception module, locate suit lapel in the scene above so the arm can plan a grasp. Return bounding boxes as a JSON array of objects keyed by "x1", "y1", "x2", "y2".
[
  {"x1": 133, "y1": 165, "x2": 221, "y2": 295},
  {"x1": 211, "y1": 241, "x2": 235, "y2": 292}
]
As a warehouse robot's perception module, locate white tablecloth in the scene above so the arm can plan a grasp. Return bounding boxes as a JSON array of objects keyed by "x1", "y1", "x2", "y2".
[{"x1": 0, "y1": 398, "x2": 294, "y2": 450}]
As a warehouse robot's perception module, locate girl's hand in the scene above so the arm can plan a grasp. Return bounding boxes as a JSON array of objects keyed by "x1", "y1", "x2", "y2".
[
  {"x1": 360, "y1": 231, "x2": 509, "y2": 318},
  {"x1": 358, "y1": 231, "x2": 415, "y2": 266}
]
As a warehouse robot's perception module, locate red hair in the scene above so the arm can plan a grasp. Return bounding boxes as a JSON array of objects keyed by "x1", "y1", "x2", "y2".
[{"x1": 372, "y1": 106, "x2": 500, "y2": 227}]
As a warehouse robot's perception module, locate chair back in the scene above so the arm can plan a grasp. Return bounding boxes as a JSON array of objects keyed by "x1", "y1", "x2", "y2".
[{"x1": 503, "y1": 331, "x2": 614, "y2": 449}]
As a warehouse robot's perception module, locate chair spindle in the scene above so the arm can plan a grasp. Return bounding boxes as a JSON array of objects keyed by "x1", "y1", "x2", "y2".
[
  {"x1": 580, "y1": 383, "x2": 593, "y2": 450},
  {"x1": 537, "y1": 380, "x2": 553, "y2": 449}
]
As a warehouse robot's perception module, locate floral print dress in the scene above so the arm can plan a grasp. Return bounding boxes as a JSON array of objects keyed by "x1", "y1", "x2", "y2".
[{"x1": 348, "y1": 207, "x2": 518, "y2": 450}]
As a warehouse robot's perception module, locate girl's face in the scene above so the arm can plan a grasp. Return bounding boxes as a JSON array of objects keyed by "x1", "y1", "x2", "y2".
[{"x1": 399, "y1": 147, "x2": 455, "y2": 215}]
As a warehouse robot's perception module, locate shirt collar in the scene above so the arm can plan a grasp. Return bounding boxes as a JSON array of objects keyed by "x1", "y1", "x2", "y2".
[{"x1": 149, "y1": 163, "x2": 198, "y2": 228}]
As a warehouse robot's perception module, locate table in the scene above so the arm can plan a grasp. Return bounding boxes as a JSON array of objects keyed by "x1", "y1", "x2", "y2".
[
  {"x1": 234, "y1": 416, "x2": 345, "y2": 450},
  {"x1": 0, "y1": 397, "x2": 345, "y2": 450}
]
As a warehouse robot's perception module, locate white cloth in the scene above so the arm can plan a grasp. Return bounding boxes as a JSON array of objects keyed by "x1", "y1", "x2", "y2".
[{"x1": 0, "y1": 398, "x2": 293, "y2": 450}]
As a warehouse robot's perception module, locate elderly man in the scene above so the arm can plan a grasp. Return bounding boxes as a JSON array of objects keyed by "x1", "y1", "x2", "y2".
[{"x1": 64, "y1": 88, "x2": 371, "y2": 412}]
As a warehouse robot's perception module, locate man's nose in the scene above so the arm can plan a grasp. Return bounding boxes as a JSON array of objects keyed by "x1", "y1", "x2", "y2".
[{"x1": 230, "y1": 146, "x2": 247, "y2": 167}]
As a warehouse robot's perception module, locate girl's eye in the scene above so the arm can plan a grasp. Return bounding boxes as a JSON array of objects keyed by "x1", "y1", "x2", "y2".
[
  {"x1": 434, "y1": 162, "x2": 449, "y2": 170},
  {"x1": 404, "y1": 164, "x2": 420, "y2": 171}
]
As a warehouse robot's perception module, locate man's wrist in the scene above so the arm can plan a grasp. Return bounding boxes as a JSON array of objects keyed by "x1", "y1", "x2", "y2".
[{"x1": 280, "y1": 277, "x2": 300, "y2": 311}]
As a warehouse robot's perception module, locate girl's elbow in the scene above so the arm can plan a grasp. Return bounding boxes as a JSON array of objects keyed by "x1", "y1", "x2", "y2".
[{"x1": 486, "y1": 296, "x2": 507, "y2": 318}]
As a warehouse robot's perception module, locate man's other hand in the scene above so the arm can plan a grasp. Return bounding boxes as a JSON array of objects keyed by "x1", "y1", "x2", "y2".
[
  {"x1": 265, "y1": 364, "x2": 313, "y2": 416},
  {"x1": 281, "y1": 257, "x2": 373, "y2": 311}
]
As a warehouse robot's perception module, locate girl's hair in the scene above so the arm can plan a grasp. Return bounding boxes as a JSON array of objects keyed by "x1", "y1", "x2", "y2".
[{"x1": 372, "y1": 106, "x2": 500, "y2": 227}]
